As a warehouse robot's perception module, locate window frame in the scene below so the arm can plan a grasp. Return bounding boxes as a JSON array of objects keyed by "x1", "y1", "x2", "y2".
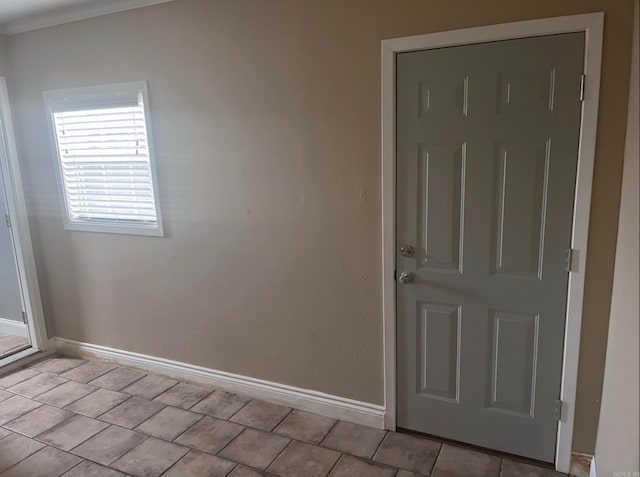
[{"x1": 44, "y1": 81, "x2": 164, "y2": 237}]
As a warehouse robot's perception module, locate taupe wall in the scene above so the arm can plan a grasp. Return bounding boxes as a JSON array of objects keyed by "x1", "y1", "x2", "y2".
[
  {"x1": 595, "y1": 1, "x2": 639, "y2": 473},
  {"x1": 5, "y1": 0, "x2": 634, "y2": 453}
]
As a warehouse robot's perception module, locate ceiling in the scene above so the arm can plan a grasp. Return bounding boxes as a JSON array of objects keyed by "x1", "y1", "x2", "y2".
[
  {"x1": 0, "y1": 0, "x2": 99, "y2": 23},
  {"x1": 0, "y1": 0, "x2": 174, "y2": 35}
]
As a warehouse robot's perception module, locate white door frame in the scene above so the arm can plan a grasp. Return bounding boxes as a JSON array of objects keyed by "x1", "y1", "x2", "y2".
[
  {"x1": 0, "y1": 77, "x2": 49, "y2": 358},
  {"x1": 381, "y1": 13, "x2": 604, "y2": 473}
]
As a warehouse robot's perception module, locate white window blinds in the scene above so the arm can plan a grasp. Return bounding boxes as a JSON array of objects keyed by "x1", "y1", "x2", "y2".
[{"x1": 45, "y1": 82, "x2": 162, "y2": 236}]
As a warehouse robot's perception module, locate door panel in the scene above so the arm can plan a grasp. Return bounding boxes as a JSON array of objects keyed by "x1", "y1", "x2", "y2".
[
  {"x1": 396, "y1": 33, "x2": 585, "y2": 462},
  {"x1": 417, "y1": 143, "x2": 465, "y2": 272},
  {"x1": 0, "y1": 171, "x2": 23, "y2": 323}
]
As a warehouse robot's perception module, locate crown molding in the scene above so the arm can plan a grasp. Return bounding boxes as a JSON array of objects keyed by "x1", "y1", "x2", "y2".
[{"x1": 0, "y1": 0, "x2": 176, "y2": 35}]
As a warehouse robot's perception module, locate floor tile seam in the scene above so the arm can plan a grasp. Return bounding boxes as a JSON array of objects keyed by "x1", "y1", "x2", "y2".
[
  {"x1": 134, "y1": 407, "x2": 206, "y2": 441},
  {"x1": 324, "y1": 450, "x2": 345, "y2": 477},
  {"x1": 110, "y1": 434, "x2": 190, "y2": 475},
  {"x1": 317, "y1": 419, "x2": 340, "y2": 449},
  {"x1": 30, "y1": 358, "x2": 87, "y2": 376},
  {"x1": 129, "y1": 378, "x2": 180, "y2": 401},
  {"x1": 0, "y1": 369, "x2": 42, "y2": 389},
  {"x1": 4, "y1": 408, "x2": 77, "y2": 439},
  {"x1": 220, "y1": 395, "x2": 253, "y2": 422},
  {"x1": 0, "y1": 400, "x2": 44, "y2": 426},
  {"x1": 263, "y1": 438, "x2": 296, "y2": 474},
  {"x1": 33, "y1": 385, "x2": 98, "y2": 409},
  {"x1": 87, "y1": 369, "x2": 149, "y2": 391},
  {"x1": 369, "y1": 428, "x2": 390, "y2": 460},
  {"x1": 155, "y1": 447, "x2": 239, "y2": 477},
  {"x1": 97, "y1": 399, "x2": 167, "y2": 429},
  {"x1": 69, "y1": 430, "x2": 153, "y2": 468},
  {"x1": 0, "y1": 442, "x2": 51, "y2": 475}
]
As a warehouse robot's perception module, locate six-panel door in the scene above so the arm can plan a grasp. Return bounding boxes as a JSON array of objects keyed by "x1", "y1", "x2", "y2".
[{"x1": 396, "y1": 33, "x2": 585, "y2": 462}]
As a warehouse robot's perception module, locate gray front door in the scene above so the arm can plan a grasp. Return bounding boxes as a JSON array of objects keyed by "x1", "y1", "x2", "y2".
[{"x1": 396, "y1": 33, "x2": 584, "y2": 462}]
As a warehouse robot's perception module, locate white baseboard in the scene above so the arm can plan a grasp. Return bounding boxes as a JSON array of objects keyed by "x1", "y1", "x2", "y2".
[
  {"x1": 0, "y1": 318, "x2": 28, "y2": 338},
  {"x1": 53, "y1": 337, "x2": 386, "y2": 429},
  {"x1": 571, "y1": 452, "x2": 596, "y2": 477}
]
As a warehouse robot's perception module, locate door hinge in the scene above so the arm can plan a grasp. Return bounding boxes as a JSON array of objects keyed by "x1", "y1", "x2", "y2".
[
  {"x1": 554, "y1": 399, "x2": 566, "y2": 421},
  {"x1": 564, "y1": 248, "x2": 578, "y2": 272},
  {"x1": 4, "y1": 213, "x2": 10, "y2": 228},
  {"x1": 394, "y1": 269, "x2": 397, "y2": 281},
  {"x1": 21, "y1": 311, "x2": 27, "y2": 323},
  {"x1": 579, "y1": 74, "x2": 586, "y2": 102}
]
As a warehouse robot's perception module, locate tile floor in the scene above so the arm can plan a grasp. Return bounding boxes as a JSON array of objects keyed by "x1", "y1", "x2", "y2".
[
  {"x1": 0, "y1": 333, "x2": 29, "y2": 359},
  {"x1": 0, "y1": 356, "x2": 566, "y2": 476}
]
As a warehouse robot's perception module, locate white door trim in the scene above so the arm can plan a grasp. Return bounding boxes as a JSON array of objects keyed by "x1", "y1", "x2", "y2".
[
  {"x1": 381, "y1": 13, "x2": 604, "y2": 473},
  {"x1": 0, "y1": 77, "x2": 49, "y2": 354}
]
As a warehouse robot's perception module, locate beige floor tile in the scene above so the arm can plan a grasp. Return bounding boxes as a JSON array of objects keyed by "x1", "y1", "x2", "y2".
[
  {"x1": 0, "y1": 395, "x2": 42, "y2": 425},
  {"x1": 230, "y1": 399, "x2": 292, "y2": 431},
  {"x1": 4, "y1": 404, "x2": 73, "y2": 437},
  {"x1": 321, "y1": 421, "x2": 386, "y2": 459},
  {"x1": 135, "y1": 406, "x2": 202, "y2": 440},
  {"x1": 35, "y1": 381, "x2": 96, "y2": 408},
  {"x1": 432, "y1": 444, "x2": 501, "y2": 477},
  {"x1": 30, "y1": 357, "x2": 86, "y2": 375},
  {"x1": 220, "y1": 428, "x2": 290, "y2": 470},
  {"x1": 0, "y1": 433, "x2": 46, "y2": 472},
  {"x1": 37, "y1": 414, "x2": 109, "y2": 451},
  {"x1": 175, "y1": 415, "x2": 244, "y2": 454},
  {"x1": 395, "y1": 470, "x2": 423, "y2": 477},
  {"x1": 373, "y1": 432, "x2": 441, "y2": 475},
  {"x1": 154, "y1": 382, "x2": 212, "y2": 409},
  {"x1": 274, "y1": 410, "x2": 337, "y2": 444},
  {"x1": 0, "y1": 334, "x2": 29, "y2": 357},
  {"x1": 2, "y1": 446, "x2": 82, "y2": 477},
  {"x1": 61, "y1": 460, "x2": 125, "y2": 476},
  {"x1": 65, "y1": 388, "x2": 129, "y2": 417},
  {"x1": 228, "y1": 465, "x2": 270, "y2": 476},
  {"x1": 501, "y1": 459, "x2": 566, "y2": 477},
  {"x1": 163, "y1": 450, "x2": 237, "y2": 477},
  {"x1": 7, "y1": 373, "x2": 68, "y2": 398},
  {"x1": 71, "y1": 425, "x2": 145, "y2": 466},
  {"x1": 99, "y1": 396, "x2": 165, "y2": 428},
  {"x1": 88, "y1": 367, "x2": 146, "y2": 391},
  {"x1": 267, "y1": 440, "x2": 340, "y2": 477},
  {"x1": 0, "y1": 368, "x2": 39, "y2": 389},
  {"x1": 0, "y1": 427, "x2": 11, "y2": 440},
  {"x1": 111, "y1": 437, "x2": 189, "y2": 477},
  {"x1": 120, "y1": 374, "x2": 178, "y2": 400},
  {"x1": 191, "y1": 390, "x2": 251, "y2": 419},
  {"x1": 329, "y1": 454, "x2": 396, "y2": 477},
  {"x1": 60, "y1": 361, "x2": 117, "y2": 383},
  {"x1": 0, "y1": 389, "x2": 12, "y2": 402}
]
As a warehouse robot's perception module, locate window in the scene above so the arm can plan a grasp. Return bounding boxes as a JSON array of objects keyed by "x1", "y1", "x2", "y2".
[{"x1": 44, "y1": 82, "x2": 163, "y2": 236}]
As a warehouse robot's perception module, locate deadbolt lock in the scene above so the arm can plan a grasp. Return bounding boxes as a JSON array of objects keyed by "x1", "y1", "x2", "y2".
[{"x1": 400, "y1": 245, "x2": 415, "y2": 257}]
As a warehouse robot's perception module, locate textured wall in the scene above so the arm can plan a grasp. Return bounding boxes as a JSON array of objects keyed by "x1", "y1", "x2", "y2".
[
  {"x1": 595, "y1": 0, "x2": 639, "y2": 473},
  {"x1": 5, "y1": 0, "x2": 634, "y2": 453}
]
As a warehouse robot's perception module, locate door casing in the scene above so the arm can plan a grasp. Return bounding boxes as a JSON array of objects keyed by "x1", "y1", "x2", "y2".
[
  {"x1": 381, "y1": 13, "x2": 604, "y2": 473},
  {"x1": 0, "y1": 77, "x2": 49, "y2": 364}
]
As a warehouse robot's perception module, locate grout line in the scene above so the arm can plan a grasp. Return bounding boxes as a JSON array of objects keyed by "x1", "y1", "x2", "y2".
[
  {"x1": 269, "y1": 407, "x2": 294, "y2": 433},
  {"x1": 168, "y1": 413, "x2": 205, "y2": 443},
  {"x1": 370, "y1": 430, "x2": 389, "y2": 461},
  {"x1": 62, "y1": 458, "x2": 85, "y2": 475},
  {"x1": 263, "y1": 436, "x2": 294, "y2": 473},
  {"x1": 318, "y1": 418, "x2": 340, "y2": 447},
  {"x1": 215, "y1": 426, "x2": 248, "y2": 458},
  {"x1": 0, "y1": 442, "x2": 50, "y2": 474},
  {"x1": 225, "y1": 397, "x2": 253, "y2": 422},
  {"x1": 429, "y1": 441, "x2": 445, "y2": 476},
  {"x1": 325, "y1": 451, "x2": 344, "y2": 477}
]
